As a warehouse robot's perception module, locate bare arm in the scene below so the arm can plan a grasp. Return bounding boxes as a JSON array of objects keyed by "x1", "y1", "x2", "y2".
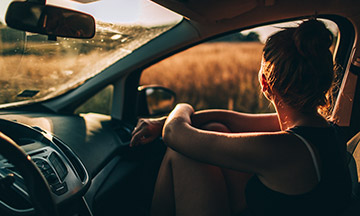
[
  {"x1": 191, "y1": 109, "x2": 280, "y2": 132},
  {"x1": 130, "y1": 106, "x2": 280, "y2": 147},
  {"x1": 163, "y1": 104, "x2": 289, "y2": 174}
]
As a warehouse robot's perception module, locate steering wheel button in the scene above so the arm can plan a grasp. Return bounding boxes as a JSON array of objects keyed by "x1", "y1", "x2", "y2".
[
  {"x1": 44, "y1": 169, "x2": 52, "y2": 176},
  {"x1": 43, "y1": 163, "x2": 51, "y2": 169}
]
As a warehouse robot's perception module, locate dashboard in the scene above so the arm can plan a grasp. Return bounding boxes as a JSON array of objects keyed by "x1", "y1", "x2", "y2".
[
  {"x1": 0, "y1": 116, "x2": 90, "y2": 215},
  {"x1": 0, "y1": 111, "x2": 139, "y2": 215}
]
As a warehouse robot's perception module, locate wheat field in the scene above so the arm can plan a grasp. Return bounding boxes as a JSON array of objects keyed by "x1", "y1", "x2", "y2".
[
  {"x1": 0, "y1": 41, "x2": 275, "y2": 114},
  {"x1": 141, "y1": 42, "x2": 275, "y2": 113}
]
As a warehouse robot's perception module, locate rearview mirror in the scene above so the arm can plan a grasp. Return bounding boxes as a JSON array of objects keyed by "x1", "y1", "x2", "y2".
[
  {"x1": 5, "y1": 1, "x2": 95, "y2": 39},
  {"x1": 137, "y1": 86, "x2": 176, "y2": 116}
]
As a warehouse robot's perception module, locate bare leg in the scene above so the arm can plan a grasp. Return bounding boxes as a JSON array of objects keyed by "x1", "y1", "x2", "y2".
[
  {"x1": 150, "y1": 148, "x2": 176, "y2": 216},
  {"x1": 222, "y1": 169, "x2": 253, "y2": 214},
  {"x1": 151, "y1": 148, "x2": 231, "y2": 216},
  {"x1": 197, "y1": 122, "x2": 253, "y2": 213},
  {"x1": 151, "y1": 122, "x2": 253, "y2": 216}
]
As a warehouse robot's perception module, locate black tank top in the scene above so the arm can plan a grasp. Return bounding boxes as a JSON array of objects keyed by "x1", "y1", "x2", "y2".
[{"x1": 244, "y1": 125, "x2": 352, "y2": 216}]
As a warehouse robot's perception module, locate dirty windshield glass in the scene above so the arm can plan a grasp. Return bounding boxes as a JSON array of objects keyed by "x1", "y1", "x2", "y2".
[{"x1": 0, "y1": 0, "x2": 181, "y2": 106}]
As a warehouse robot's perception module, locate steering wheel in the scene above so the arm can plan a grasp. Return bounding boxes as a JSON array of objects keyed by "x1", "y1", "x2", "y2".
[{"x1": 0, "y1": 132, "x2": 58, "y2": 216}]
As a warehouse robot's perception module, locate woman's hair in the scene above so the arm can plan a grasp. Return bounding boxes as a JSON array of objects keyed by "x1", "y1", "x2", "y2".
[{"x1": 262, "y1": 19, "x2": 335, "y2": 117}]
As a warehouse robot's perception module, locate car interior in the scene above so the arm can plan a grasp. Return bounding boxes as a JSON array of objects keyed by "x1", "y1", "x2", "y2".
[{"x1": 0, "y1": 0, "x2": 359, "y2": 215}]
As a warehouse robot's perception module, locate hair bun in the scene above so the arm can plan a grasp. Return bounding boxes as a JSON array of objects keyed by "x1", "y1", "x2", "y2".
[{"x1": 293, "y1": 19, "x2": 333, "y2": 57}]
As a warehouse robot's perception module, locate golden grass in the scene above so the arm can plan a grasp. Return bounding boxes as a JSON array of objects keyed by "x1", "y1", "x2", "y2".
[
  {"x1": 141, "y1": 42, "x2": 275, "y2": 113},
  {"x1": 0, "y1": 54, "x2": 90, "y2": 103},
  {"x1": 1, "y1": 41, "x2": 275, "y2": 114},
  {"x1": 0, "y1": 50, "x2": 122, "y2": 104}
]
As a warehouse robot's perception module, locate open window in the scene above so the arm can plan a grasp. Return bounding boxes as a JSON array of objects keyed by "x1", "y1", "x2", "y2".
[{"x1": 140, "y1": 18, "x2": 341, "y2": 114}]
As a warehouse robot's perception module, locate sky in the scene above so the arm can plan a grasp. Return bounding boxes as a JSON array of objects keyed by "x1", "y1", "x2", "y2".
[
  {"x1": 0, "y1": 0, "x2": 11, "y2": 23},
  {"x1": 0, "y1": 0, "x2": 182, "y2": 26},
  {"x1": 0, "y1": 0, "x2": 338, "y2": 39}
]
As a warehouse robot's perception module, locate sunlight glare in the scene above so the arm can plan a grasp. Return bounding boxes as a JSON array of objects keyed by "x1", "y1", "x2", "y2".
[
  {"x1": 50, "y1": 0, "x2": 181, "y2": 26},
  {"x1": 0, "y1": 0, "x2": 12, "y2": 24},
  {"x1": 0, "y1": 0, "x2": 181, "y2": 26}
]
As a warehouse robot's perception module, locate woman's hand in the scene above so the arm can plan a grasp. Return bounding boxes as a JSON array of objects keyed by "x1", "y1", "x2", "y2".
[{"x1": 130, "y1": 116, "x2": 167, "y2": 147}]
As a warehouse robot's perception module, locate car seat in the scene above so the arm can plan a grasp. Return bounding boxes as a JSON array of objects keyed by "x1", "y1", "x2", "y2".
[
  {"x1": 341, "y1": 131, "x2": 360, "y2": 215},
  {"x1": 347, "y1": 132, "x2": 360, "y2": 196}
]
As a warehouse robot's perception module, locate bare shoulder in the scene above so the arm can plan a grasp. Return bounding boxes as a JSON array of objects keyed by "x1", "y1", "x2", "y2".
[
  {"x1": 247, "y1": 131, "x2": 317, "y2": 174},
  {"x1": 217, "y1": 131, "x2": 308, "y2": 174},
  {"x1": 230, "y1": 130, "x2": 299, "y2": 149}
]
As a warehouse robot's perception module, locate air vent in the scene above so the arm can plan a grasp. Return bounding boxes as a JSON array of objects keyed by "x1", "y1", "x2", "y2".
[{"x1": 52, "y1": 137, "x2": 86, "y2": 182}]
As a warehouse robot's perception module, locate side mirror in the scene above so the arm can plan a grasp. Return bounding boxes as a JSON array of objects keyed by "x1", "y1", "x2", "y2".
[
  {"x1": 5, "y1": 1, "x2": 95, "y2": 39},
  {"x1": 137, "y1": 86, "x2": 176, "y2": 116}
]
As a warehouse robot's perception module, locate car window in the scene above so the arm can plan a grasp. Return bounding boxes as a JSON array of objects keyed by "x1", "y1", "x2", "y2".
[
  {"x1": 75, "y1": 85, "x2": 113, "y2": 115},
  {"x1": 0, "y1": 0, "x2": 182, "y2": 107},
  {"x1": 140, "y1": 19, "x2": 340, "y2": 114}
]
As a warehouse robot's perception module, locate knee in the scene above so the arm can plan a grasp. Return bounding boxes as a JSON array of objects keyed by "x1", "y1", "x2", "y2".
[
  {"x1": 200, "y1": 122, "x2": 231, "y2": 133},
  {"x1": 163, "y1": 147, "x2": 199, "y2": 167},
  {"x1": 164, "y1": 147, "x2": 187, "y2": 162}
]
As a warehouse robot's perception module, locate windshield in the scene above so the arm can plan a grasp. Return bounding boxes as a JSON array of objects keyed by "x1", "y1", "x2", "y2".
[{"x1": 0, "y1": 0, "x2": 182, "y2": 106}]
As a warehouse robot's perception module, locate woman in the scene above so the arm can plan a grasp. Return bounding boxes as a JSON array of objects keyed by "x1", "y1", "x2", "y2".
[{"x1": 131, "y1": 19, "x2": 351, "y2": 216}]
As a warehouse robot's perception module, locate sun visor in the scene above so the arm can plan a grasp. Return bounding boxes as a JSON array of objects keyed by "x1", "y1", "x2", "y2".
[{"x1": 151, "y1": 0, "x2": 261, "y2": 23}]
